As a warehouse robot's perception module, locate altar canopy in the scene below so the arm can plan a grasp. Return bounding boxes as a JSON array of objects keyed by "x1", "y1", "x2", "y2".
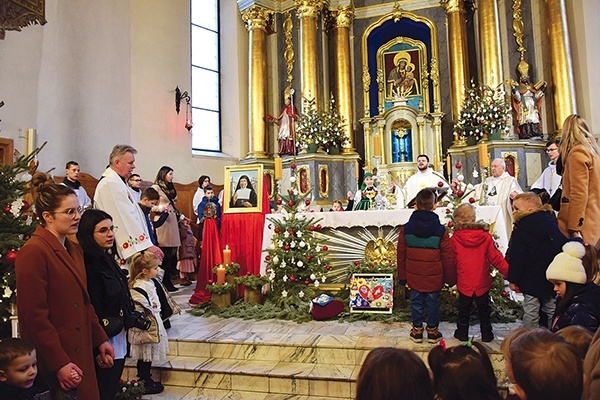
[{"x1": 261, "y1": 206, "x2": 509, "y2": 282}]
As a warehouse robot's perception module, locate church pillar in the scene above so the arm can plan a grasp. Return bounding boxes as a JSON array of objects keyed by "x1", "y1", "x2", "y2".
[
  {"x1": 545, "y1": 0, "x2": 577, "y2": 133},
  {"x1": 295, "y1": 0, "x2": 324, "y2": 108},
  {"x1": 241, "y1": 6, "x2": 271, "y2": 159},
  {"x1": 441, "y1": 0, "x2": 470, "y2": 120},
  {"x1": 477, "y1": 0, "x2": 503, "y2": 88},
  {"x1": 330, "y1": 5, "x2": 356, "y2": 154}
]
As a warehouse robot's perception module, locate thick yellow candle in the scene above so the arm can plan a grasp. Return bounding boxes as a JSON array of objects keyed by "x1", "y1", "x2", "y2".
[
  {"x1": 223, "y1": 245, "x2": 231, "y2": 265},
  {"x1": 355, "y1": 161, "x2": 359, "y2": 179},
  {"x1": 216, "y1": 265, "x2": 226, "y2": 285},
  {"x1": 373, "y1": 135, "x2": 381, "y2": 157},
  {"x1": 446, "y1": 154, "x2": 451, "y2": 177},
  {"x1": 274, "y1": 157, "x2": 282, "y2": 179},
  {"x1": 479, "y1": 141, "x2": 488, "y2": 167}
]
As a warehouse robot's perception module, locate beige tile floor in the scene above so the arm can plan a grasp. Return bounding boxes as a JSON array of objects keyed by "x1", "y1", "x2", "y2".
[{"x1": 138, "y1": 282, "x2": 519, "y2": 399}]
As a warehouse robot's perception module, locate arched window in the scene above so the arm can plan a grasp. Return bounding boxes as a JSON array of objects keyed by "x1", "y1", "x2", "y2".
[{"x1": 191, "y1": 0, "x2": 221, "y2": 152}]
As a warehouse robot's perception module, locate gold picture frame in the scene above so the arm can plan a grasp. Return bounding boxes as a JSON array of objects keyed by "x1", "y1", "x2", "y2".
[{"x1": 223, "y1": 165, "x2": 263, "y2": 214}]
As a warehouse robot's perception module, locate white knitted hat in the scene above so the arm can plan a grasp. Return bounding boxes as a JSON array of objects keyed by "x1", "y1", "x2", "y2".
[{"x1": 546, "y1": 241, "x2": 587, "y2": 284}]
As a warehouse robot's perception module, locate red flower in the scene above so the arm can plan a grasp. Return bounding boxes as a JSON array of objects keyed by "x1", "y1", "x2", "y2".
[{"x1": 138, "y1": 235, "x2": 145, "y2": 241}]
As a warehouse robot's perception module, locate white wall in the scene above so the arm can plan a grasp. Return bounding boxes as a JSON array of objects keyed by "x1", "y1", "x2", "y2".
[{"x1": 0, "y1": 0, "x2": 247, "y2": 184}]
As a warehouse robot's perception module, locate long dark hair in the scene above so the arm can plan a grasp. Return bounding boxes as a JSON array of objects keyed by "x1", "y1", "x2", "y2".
[
  {"x1": 555, "y1": 281, "x2": 587, "y2": 318},
  {"x1": 355, "y1": 347, "x2": 433, "y2": 400},
  {"x1": 428, "y1": 341, "x2": 502, "y2": 400},
  {"x1": 76, "y1": 209, "x2": 117, "y2": 259}
]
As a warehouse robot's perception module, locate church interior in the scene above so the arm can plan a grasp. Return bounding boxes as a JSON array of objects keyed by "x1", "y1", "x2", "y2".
[{"x1": 1, "y1": 0, "x2": 600, "y2": 399}]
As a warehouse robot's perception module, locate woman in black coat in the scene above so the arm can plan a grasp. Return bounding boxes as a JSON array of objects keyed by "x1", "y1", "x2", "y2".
[{"x1": 77, "y1": 209, "x2": 134, "y2": 400}]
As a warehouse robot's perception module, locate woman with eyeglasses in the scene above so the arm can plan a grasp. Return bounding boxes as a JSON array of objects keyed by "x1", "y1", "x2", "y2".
[
  {"x1": 15, "y1": 173, "x2": 114, "y2": 400},
  {"x1": 77, "y1": 209, "x2": 138, "y2": 399},
  {"x1": 557, "y1": 114, "x2": 600, "y2": 247}
]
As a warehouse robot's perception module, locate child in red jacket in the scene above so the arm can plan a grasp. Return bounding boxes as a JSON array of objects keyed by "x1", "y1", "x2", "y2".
[{"x1": 451, "y1": 203, "x2": 508, "y2": 342}]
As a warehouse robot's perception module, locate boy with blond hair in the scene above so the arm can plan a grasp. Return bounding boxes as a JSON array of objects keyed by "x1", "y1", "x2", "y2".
[{"x1": 507, "y1": 193, "x2": 567, "y2": 328}]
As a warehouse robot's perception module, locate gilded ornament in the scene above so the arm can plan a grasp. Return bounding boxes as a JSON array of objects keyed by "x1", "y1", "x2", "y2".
[
  {"x1": 283, "y1": 11, "x2": 295, "y2": 86},
  {"x1": 376, "y1": 69, "x2": 384, "y2": 93},
  {"x1": 332, "y1": 5, "x2": 355, "y2": 29},
  {"x1": 440, "y1": 0, "x2": 463, "y2": 14},
  {"x1": 241, "y1": 5, "x2": 273, "y2": 32},
  {"x1": 365, "y1": 234, "x2": 397, "y2": 265},
  {"x1": 362, "y1": 66, "x2": 371, "y2": 93},
  {"x1": 391, "y1": 2, "x2": 403, "y2": 23},
  {"x1": 512, "y1": 0, "x2": 526, "y2": 58},
  {"x1": 430, "y1": 57, "x2": 439, "y2": 87},
  {"x1": 294, "y1": 0, "x2": 325, "y2": 19}
]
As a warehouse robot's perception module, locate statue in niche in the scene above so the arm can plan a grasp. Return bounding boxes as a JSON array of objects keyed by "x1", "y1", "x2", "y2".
[
  {"x1": 386, "y1": 51, "x2": 419, "y2": 98},
  {"x1": 509, "y1": 60, "x2": 547, "y2": 139},
  {"x1": 268, "y1": 87, "x2": 299, "y2": 155}
]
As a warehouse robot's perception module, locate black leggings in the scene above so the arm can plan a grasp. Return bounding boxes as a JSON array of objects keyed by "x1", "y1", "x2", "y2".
[
  {"x1": 160, "y1": 246, "x2": 178, "y2": 288},
  {"x1": 96, "y1": 358, "x2": 125, "y2": 400}
]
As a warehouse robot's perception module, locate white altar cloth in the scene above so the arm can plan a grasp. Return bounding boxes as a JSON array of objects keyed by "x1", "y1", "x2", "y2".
[{"x1": 260, "y1": 206, "x2": 509, "y2": 274}]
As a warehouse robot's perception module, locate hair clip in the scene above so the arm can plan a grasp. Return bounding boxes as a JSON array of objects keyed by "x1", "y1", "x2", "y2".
[
  {"x1": 463, "y1": 336, "x2": 475, "y2": 348},
  {"x1": 438, "y1": 338, "x2": 447, "y2": 352}
]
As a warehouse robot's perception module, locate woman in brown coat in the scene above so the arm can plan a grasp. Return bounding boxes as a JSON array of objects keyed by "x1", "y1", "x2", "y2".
[
  {"x1": 15, "y1": 173, "x2": 113, "y2": 400},
  {"x1": 558, "y1": 114, "x2": 600, "y2": 246}
]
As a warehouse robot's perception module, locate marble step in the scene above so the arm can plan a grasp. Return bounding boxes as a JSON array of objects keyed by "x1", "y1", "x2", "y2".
[{"x1": 142, "y1": 385, "x2": 353, "y2": 400}]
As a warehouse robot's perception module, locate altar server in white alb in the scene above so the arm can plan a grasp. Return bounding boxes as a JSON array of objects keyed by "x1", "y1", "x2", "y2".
[
  {"x1": 61, "y1": 160, "x2": 92, "y2": 209},
  {"x1": 94, "y1": 145, "x2": 163, "y2": 263},
  {"x1": 474, "y1": 158, "x2": 523, "y2": 237},
  {"x1": 398, "y1": 154, "x2": 449, "y2": 207},
  {"x1": 531, "y1": 139, "x2": 562, "y2": 201}
]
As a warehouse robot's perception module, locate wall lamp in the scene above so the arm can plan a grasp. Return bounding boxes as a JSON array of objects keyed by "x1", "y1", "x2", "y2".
[{"x1": 175, "y1": 86, "x2": 193, "y2": 131}]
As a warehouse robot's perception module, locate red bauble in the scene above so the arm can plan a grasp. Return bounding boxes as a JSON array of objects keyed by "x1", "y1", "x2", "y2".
[
  {"x1": 322, "y1": 245, "x2": 328, "y2": 251},
  {"x1": 247, "y1": 271, "x2": 252, "y2": 276},
  {"x1": 306, "y1": 255, "x2": 312, "y2": 261},
  {"x1": 448, "y1": 221, "x2": 455, "y2": 228},
  {"x1": 289, "y1": 276, "x2": 296, "y2": 282},
  {"x1": 274, "y1": 227, "x2": 281, "y2": 233},
  {"x1": 291, "y1": 163, "x2": 297, "y2": 170},
  {"x1": 4, "y1": 249, "x2": 18, "y2": 265},
  {"x1": 354, "y1": 260, "x2": 361, "y2": 266},
  {"x1": 305, "y1": 199, "x2": 311, "y2": 205},
  {"x1": 325, "y1": 265, "x2": 332, "y2": 271},
  {"x1": 276, "y1": 199, "x2": 282, "y2": 205},
  {"x1": 455, "y1": 162, "x2": 462, "y2": 169},
  {"x1": 288, "y1": 200, "x2": 295, "y2": 207},
  {"x1": 284, "y1": 245, "x2": 290, "y2": 251},
  {"x1": 316, "y1": 224, "x2": 322, "y2": 230},
  {"x1": 437, "y1": 181, "x2": 444, "y2": 187},
  {"x1": 3, "y1": 206, "x2": 10, "y2": 214},
  {"x1": 304, "y1": 279, "x2": 310, "y2": 285},
  {"x1": 21, "y1": 200, "x2": 30, "y2": 211},
  {"x1": 501, "y1": 290, "x2": 509, "y2": 298},
  {"x1": 288, "y1": 230, "x2": 295, "y2": 236},
  {"x1": 208, "y1": 279, "x2": 214, "y2": 284},
  {"x1": 468, "y1": 197, "x2": 476, "y2": 204},
  {"x1": 457, "y1": 190, "x2": 464, "y2": 197},
  {"x1": 265, "y1": 255, "x2": 271, "y2": 261},
  {"x1": 309, "y1": 225, "x2": 315, "y2": 231}
]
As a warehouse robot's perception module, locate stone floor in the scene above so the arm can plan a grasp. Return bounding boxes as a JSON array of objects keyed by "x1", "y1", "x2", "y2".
[{"x1": 128, "y1": 282, "x2": 518, "y2": 399}]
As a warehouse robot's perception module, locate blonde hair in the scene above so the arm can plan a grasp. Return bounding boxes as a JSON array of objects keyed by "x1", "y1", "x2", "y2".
[
  {"x1": 128, "y1": 252, "x2": 160, "y2": 288},
  {"x1": 556, "y1": 325, "x2": 593, "y2": 360},
  {"x1": 453, "y1": 203, "x2": 476, "y2": 225},
  {"x1": 559, "y1": 114, "x2": 600, "y2": 160},
  {"x1": 513, "y1": 192, "x2": 542, "y2": 211}
]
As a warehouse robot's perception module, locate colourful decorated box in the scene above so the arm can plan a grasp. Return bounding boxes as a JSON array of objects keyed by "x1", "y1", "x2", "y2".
[{"x1": 349, "y1": 273, "x2": 394, "y2": 314}]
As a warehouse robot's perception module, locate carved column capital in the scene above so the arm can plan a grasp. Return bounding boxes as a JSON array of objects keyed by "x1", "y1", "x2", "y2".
[
  {"x1": 330, "y1": 5, "x2": 355, "y2": 29},
  {"x1": 440, "y1": 0, "x2": 465, "y2": 14},
  {"x1": 240, "y1": 5, "x2": 273, "y2": 32},
  {"x1": 294, "y1": 0, "x2": 326, "y2": 19}
]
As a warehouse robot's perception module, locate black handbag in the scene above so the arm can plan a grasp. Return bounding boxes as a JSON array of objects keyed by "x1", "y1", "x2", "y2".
[
  {"x1": 124, "y1": 310, "x2": 151, "y2": 331},
  {"x1": 101, "y1": 316, "x2": 124, "y2": 338}
]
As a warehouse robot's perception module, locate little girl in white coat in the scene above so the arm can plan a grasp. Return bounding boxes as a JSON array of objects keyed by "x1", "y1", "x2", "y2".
[{"x1": 128, "y1": 252, "x2": 169, "y2": 394}]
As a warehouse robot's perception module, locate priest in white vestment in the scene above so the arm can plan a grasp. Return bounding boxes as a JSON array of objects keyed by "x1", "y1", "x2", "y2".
[
  {"x1": 474, "y1": 158, "x2": 523, "y2": 238},
  {"x1": 397, "y1": 154, "x2": 449, "y2": 208},
  {"x1": 94, "y1": 145, "x2": 162, "y2": 263}
]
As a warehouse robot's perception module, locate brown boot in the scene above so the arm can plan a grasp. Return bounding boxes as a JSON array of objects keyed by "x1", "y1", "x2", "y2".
[
  {"x1": 426, "y1": 326, "x2": 443, "y2": 343},
  {"x1": 409, "y1": 325, "x2": 424, "y2": 343}
]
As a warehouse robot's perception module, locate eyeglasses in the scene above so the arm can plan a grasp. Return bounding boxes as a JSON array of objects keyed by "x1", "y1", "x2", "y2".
[
  {"x1": 546, "y1": 148, "x2": 558, "y2": 152},
  {"x1": 94, "y1": 226, "x2": 117, "y2": 235},
  {"x1": 51, "y1": 206, "x2": 83, "y2": 218}
]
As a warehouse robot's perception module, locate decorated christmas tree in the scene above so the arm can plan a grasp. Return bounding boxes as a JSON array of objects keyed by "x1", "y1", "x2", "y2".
[
  {"x1": 295, "y1": 97, "x2": 323, "y2": 148},
  {"x1": 263, "y1": 162, "x2": 329, "y2": 308},
  {"x1": 0, "y1": 148, "x2": 42, "y2": 338}
]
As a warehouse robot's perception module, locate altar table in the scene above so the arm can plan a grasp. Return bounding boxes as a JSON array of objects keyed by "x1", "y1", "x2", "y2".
[{"x1": 260, "y1": 206, "x2": 509, "y2": 281}]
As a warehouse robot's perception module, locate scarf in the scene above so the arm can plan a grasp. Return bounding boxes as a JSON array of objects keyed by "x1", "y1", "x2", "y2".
[
  {"x1": 157, "y1": 180, "x2": 177, "y2": 201},
  {"x1": 62, "y1": 177, "x2": 81, "y2": 189}
]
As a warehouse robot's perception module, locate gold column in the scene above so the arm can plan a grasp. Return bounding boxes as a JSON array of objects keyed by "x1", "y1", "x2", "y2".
[
  {"x1": 330, "y1": 5, "x2": 356, "y2": 154},
  {"x1": 295, "y1": 0, "x2": 324, "y2": 108},
  {"x1": 545, "y1": 0, "x2": 577, "y2": 132},
  {"x1": 441, "y1": 0, "x2": 470, "y2": 119},
  {"x1": 477, "y1": 0, "x2": 503, "y2": 88},
  {"x1": 417, "y1": 119, "x2": 425, "y2": 156},
  {"x1": 241, "y1": 6, "x2": 271, "y2": 159}
]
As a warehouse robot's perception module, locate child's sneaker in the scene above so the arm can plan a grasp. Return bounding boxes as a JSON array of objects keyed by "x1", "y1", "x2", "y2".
[
  {"x1": 426, "y1": 326, "x2": 443, "y2": 343},
  {"x1": 410, "y1": 326, "x2": 424, "y2": 343}
]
